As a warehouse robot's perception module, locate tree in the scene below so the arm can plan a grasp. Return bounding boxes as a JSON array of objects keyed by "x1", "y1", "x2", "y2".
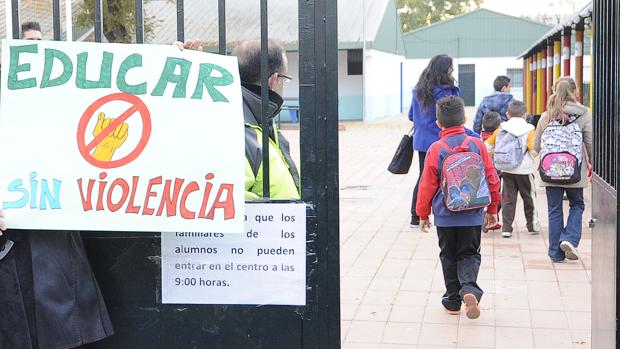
[
  {"x1": 397, "y1": 0, "x2": 483, "y2": 32},
  {"x1": 75, "y1": 0, "x2": 164, "y2": 43}
]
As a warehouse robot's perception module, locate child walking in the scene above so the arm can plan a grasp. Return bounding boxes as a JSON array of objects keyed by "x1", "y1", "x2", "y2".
[
  {"x1": 485, "y1": 100, "x2": 540, "y2": 238},
  {"x1": 480, "y1": 111, "x2": 501, "y2": 141},
  {"x1": 534, "y1": 77, "x2": 592, "y2": 262},
  {"x1": 417, "y1": 96, "x2": 501, "y2": 319}
]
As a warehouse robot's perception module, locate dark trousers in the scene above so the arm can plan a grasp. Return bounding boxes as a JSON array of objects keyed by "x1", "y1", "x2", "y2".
[
  {"x1": 437, "y1": 226, "x2": 483, "y2": 310},
  {"x1": 501, "y1": 173, "x2": 538, "y2": 232},
  {"x1": 545, "y1": 187, "x2": 584, "y2": 260},
  {"x1": 411, "y1": 151, "x2": 427, "y2": 217}
]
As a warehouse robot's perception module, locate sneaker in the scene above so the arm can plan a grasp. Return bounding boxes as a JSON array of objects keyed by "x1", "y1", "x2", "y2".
[
  {"x1": 502, "y1": 231, "x2": 512, "y2": 238},
  {"x1": 463, "y1": 293, "x2": 480, "y2": 319},
  {"x1": 528, "y1": 222, "x2": 541, "y2": 234},
  {"x1": 441, "y1": 298, "x2": 461, "y2": 315},
  {"x1": 560, "y1": 241, "x2": 580, "y2": 260},
  {"x1": 489, "y1": 223, "x2": 502, "y2": 231},
  {"x1": 551, "y1": 257, "x2": 565, "y2": 263},
  {"x1": 410, "y1": 215, "x2": 420, "y2": 228}
]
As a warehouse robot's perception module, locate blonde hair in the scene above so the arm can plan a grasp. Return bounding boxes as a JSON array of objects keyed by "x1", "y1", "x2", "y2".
[{"x1": 547, "y1": 77, "x2": 578, "y2": 122}]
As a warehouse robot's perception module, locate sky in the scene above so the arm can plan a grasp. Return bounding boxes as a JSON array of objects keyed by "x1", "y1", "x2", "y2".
[{"x1": 481, "y1": 0, "x2": 591, "y2": 18}]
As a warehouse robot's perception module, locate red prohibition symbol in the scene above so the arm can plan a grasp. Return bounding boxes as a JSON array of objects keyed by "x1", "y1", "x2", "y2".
[{"x1": 77, "y1": 93, "x2": 152, "y2": 169}]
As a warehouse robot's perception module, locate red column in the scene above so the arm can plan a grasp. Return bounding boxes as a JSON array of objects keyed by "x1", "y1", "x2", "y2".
[
  {"x1": 563, "y1": 26, "x2": 572, "y2": 76},
  {"x1": 541, "y1": 46, "x2": 547, "y2": 110},
  {"x1": 530, "y1": 55, "x2": 537, "y2": 114},
  {"x1": 547, "y1": 40, "x2": 554, "y2": 101},
  {"x1": 523, "y1": 57, "x2": 528, "y2": 113}
]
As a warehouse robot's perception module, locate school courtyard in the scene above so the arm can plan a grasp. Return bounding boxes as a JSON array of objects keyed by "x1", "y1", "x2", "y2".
[{"x1": 286, "y1": 115, "x2": 592, "y2": 349}]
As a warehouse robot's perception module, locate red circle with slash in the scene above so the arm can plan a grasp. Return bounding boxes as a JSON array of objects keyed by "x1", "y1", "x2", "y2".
[{"x1": 77, "y1": 93, "x2": 151, "y2": 169}]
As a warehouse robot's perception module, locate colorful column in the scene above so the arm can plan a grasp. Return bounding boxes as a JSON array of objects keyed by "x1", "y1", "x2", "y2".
[
  {"x1": 547, "y1": 39, "x2": 554, "y2": 100},
  {"x1": 554, "y1": 35, "x2": 562, "y2": 83},
  {"x1": 523, "y1": 56, "x2": 529, "y2": 114},
  {"x1": 541, "y1": 46, "x2": 548, "y2": 110},
  {"x1": 536, "y1": 49, "x2": 543, "y2": 114},
  {"x1": 530, "y1": 55, "x2": 537, "y2": 114},
  {"x1": 563, "y1": 26, "x2": 572, "y2": 76},
  {"x1": 575, "y1": 21, "x2": 584, "y2": 103}
]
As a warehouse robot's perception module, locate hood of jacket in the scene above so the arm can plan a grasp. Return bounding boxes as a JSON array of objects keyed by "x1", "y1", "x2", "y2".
[
  {"x1": 241, "y1": 83, "x2": 284, "y2": 126},
  {"x1": 563, "y1": 101, "x2": 589, "y2": 117},
  {"x1": 499, "y1": 117, "x2": 534, "y2": 137},
  {"x1": 481, "y1": 92, "x2": 513, "y2": 111}
]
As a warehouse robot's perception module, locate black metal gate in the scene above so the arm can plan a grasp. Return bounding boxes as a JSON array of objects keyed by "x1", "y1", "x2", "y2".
[
  {"x1": 5, "y1": 1, "x2": 340, "y2": 348},
  {"x1": 591, "y1": 0, "x2": 620, "y2": 348}
]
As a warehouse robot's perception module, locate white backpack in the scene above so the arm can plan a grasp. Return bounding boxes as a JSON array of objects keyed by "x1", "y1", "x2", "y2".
[
  {"x1": 493, "y1": 129, "x2": 525, "y2": 171},
  {"x1": 538, "y1": 115, "x2": 583, "y2": 184}
]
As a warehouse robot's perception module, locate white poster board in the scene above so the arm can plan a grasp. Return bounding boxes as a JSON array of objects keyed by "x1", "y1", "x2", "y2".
[
  {"x1": 0, "y1": 39, "x2": 245, "y2": 233},
  {"x1": 161, "y1": 203, "x2": 306, "y2": 305}
]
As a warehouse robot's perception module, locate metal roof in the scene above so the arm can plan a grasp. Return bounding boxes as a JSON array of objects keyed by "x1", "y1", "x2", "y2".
[
  {"x1": 143, "y1": 0, "x2": 405, "y2": 54},
  {"x1": 518, "y1": 1, "x2": 593, "y2": 58},
  {"x1": 402, "y1": 8, "x2": 551, "y2": 59}
]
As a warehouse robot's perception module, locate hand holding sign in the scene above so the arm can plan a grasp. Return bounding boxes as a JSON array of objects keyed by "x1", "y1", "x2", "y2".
[{"x1": 92, "y1": 112, "x2": 129, "y2": 162}]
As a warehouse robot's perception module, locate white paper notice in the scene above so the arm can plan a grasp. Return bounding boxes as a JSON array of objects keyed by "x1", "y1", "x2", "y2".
[{"x1": 161, "y1": 203, "x2": 306, "y2": 305}]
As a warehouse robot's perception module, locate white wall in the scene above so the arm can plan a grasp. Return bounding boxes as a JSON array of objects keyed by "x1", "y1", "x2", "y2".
[
  {"x1": 363, "y1": 49, "x2": 405, "y2": 121},
  {"x1": 402, "y1": 56, "x2": 526, "y2": 111}
]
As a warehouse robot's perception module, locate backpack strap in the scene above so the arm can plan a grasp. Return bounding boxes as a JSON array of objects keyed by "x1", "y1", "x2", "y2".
[{"x1": 438, "y1": 136, "x2": 472, "y2": 153}]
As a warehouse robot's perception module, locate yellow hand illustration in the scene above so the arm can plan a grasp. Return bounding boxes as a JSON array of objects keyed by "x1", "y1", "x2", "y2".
[{"x1": 92, "y1": 112, "x2": 129, "y2": 161}]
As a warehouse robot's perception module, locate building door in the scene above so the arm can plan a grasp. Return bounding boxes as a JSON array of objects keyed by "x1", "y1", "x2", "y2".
[{"x1": 458, "y1": 64, "x2": 476, "y2": 106}]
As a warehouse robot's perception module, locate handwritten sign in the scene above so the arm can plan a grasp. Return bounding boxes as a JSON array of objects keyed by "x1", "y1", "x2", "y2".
[{"x1": 0, "y1": 39, "x2": 245, "y2": 233}]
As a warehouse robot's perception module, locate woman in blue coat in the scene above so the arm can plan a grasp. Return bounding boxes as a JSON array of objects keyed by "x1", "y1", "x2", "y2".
[{"x1": 408, "y1": 55, "x2": 477, "y2": 226}]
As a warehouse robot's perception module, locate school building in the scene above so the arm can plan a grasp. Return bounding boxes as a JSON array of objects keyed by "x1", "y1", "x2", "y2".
[
  {"x1": 140, "y1": 0, "x2": 407, "y2": 122},
  {"x1": 402, "y1": 9, "x2": 552, "y2": 108}
]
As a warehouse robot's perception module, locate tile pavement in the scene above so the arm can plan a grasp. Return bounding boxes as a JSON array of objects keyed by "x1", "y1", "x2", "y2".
[{"x1": 283, "y1": 115, "x2": 592, "y2": 349}]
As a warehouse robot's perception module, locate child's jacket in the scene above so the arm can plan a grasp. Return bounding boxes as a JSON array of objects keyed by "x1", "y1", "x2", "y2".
[
  {"x1": 416, "y1": 126, "x2": 501, "y2": 227},
  {"x1": 485, "y1": 118, "x2": 537, "y2": 175}
]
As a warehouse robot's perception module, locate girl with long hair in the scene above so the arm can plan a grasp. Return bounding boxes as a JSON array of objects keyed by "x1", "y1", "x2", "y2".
[
  {"x1": 534, "y1": 77, "x2": 593, "y2": 262},
  {"x1": 408, "y1": 54, "x2": 460, "y2": 226}
]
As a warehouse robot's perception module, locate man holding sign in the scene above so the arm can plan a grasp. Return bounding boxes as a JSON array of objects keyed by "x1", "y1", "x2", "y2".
[{"x1": 0, "y1": 25, "x2": 246, "y2": 348}]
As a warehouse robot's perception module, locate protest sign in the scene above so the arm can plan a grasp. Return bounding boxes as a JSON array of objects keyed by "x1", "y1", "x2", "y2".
[{"x1": 0, "y1": 39, "x2": 245, "y2": 233}]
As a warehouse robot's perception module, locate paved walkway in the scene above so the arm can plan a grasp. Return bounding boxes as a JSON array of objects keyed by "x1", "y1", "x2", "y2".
[{"x1": 321, "y1": 117, "x2": 592, "y2": 349}]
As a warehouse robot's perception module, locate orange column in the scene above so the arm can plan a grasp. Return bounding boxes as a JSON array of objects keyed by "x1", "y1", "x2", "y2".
[
  {"x1": 563, "y1": 26, "x2": 572, "y2": 76},
  {"x1": 575, "y1": 21, "x2": 584, "y2": 103}
]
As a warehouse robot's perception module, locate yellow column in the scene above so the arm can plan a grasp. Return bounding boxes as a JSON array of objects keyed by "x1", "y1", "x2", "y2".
[
  {"x1": 524, "y1": 57, "x2": 530, "y2": 114},
  {"x1": 525, "y1": 56, "x2": 531, "y2": 114}
]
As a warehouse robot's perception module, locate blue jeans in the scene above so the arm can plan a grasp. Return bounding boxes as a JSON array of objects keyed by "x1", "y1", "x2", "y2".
[{"x1": 545, "y1": 187, "x2": 585, "y2": 260}]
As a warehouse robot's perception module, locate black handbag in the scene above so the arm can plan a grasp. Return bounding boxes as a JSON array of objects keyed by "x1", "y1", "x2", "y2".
[{"x1": 388, "y1": 126, "x2": 414, "y2": 174}]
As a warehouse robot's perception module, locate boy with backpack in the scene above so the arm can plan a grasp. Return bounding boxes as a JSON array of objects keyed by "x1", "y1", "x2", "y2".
[
  {"x1": 417, "y1": 96, "x2": 501, "y2": 319},
  {"x1": 473, "y1": 76, "x2": 514, "y2": 134},
  {"x1": 485, "y1": 100, "x2": 540, "y2": 238}
]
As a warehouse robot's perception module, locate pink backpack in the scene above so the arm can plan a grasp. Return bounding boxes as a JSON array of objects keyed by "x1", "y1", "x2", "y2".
[{"x1": 438, "y1": 137, "x2": 491, "y2": 212}]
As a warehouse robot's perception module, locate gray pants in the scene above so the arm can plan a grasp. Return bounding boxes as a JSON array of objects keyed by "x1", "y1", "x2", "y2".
[{"x1": 501, "y1": 173, "x2": 539, "y2": 233}]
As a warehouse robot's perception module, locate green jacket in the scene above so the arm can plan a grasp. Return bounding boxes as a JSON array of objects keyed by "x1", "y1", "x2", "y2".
[{"x1": 242, "y1": 84, "x2": 300, "y2": 200}]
